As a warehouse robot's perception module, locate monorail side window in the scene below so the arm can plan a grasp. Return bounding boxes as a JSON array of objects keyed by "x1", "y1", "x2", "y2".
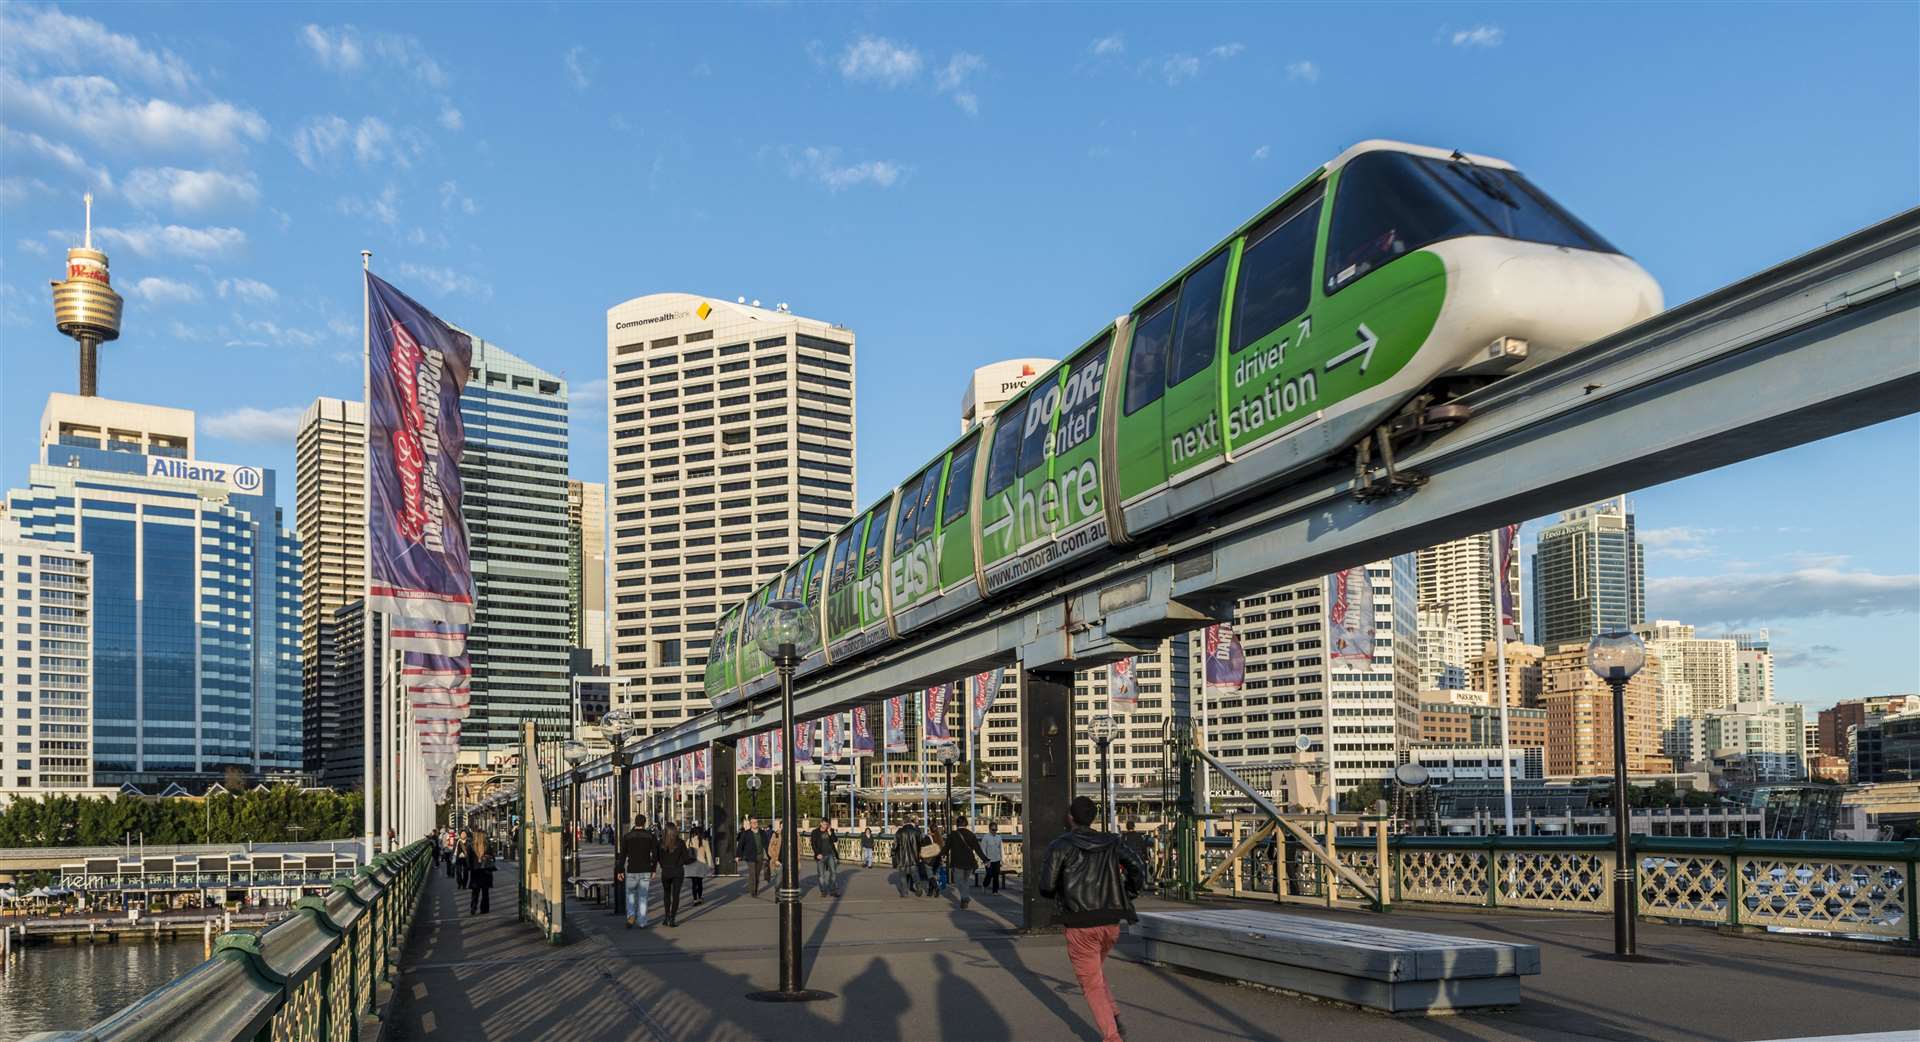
[
  {"x1": 1124, "y1": 293, "x2": 1178, "y2": 415},
  {"x1": 892, "y1": 474, "x2": 923, "y2": 551},
  {"x1": 913, "y1": 465, "x2": 941, "y2": 541},
  {"x1": 860, "y1": 503, "x2": 889, "y2": 577},
  {"x1": 985, "y1": 408, "x2": 1023, "y2": 497},
  {"x1": 1169, "y1": 250, "x2": 1230, "y2": 387},
  {"x1": 941, "y1": 434, "x2": 980, "y2": 525},
  {"x1": 1233, "y1": 189, "x2": 1323, "y2": 353}
]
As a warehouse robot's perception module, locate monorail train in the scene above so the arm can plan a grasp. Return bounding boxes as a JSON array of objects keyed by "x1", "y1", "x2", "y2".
[{"x1": 703, "y1": 140, "x2": 1663, "y2": 709}]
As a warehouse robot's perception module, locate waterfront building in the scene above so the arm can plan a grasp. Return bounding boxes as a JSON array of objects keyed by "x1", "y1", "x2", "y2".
[
  {"x1": 604, "y1": 295, "x2": 858, "y2": 737},
  {"x1": 1417, "y1": 700, "x2": 1548, "y2": 750},
  {"x1": 1467, "y1": 641, "x2": 1545, "y2": 707},
  {"x1": 295, "y1": 398, "x2": 365, "y2": 781},
  {"x1": 1531, "y1": 498, "x2": 1645, "y2": 647},
  {"x1": 1404, "y1": 745, "x2": 1545, "y2": 784},
  {"x1": 0, "y1": 519, "x2": 94, "y2": 792},
  {"x1": 7, "y1": 395, "x2": 301, "y2": 787},
  {"x1": 1417, "y1": 604, "x2": 1470, "y2": 691},
  {"x1": 459, "y1": 336, "x2": 573, "y2": 753},
  {"x1": 567, "y1": 480, "x2": 609, "y2": 668},
  {"x1": 1692, "y1": 700, "x2": 1806, "y2": 781},
  {"x1": 1852, "y1": 709, "x2": 1920, "y2": 784},
  {"x1": 1817, "y1": 694, "x2": 1920, "y2": 760},
  {"x1": 1728, "y1": 630, "x2": 1775, "y2": 704},
  {"x1": 1633, "y1": 620, "x2": 1738, "y2": 760},
  {"x1": 1540, "y1": 641, "x2": 1670, "y2": 776}
]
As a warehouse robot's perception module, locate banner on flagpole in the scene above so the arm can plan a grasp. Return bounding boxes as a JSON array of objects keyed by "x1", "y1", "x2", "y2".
[
  {"x1": 365, "y1": 273, "x2": 474, "y2": 623},
  {"x1": 793, "y1": 721, "x2": 813, "y2": 763},
  {"x1": 1496, "y1": 523, "x2": 1520, "y2": 639},
  {"x1": 1109, "y1": 656, "x2": 1138, "y2": 710},
  {"x1": 924, "y1": 683, "x2": 952, "y2": 744},
  {"x1": 969, "y1": 670, "x2": 1000, "y2": 734},
  {"x1": 851, "y1": 706, "x2": 875, "y2": 757},
  {"x1": 824, "y1": 714, "x2": 844, "y2": 760},
  {"x1": 884, "y1": 695, "x2": 907, "y2": 752},
  {"x1": 1326, "y1": 568, "x2": 1374, "y2": 662},
  {"x1": 1204, "y1": 623, "x2": 1246, "y2": 691},
  {"x1": 753, "y1": 732, "x2": 772, "y2": 773}
]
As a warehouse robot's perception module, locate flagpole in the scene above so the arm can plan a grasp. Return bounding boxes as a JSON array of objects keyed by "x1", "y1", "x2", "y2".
[
  {"x1": 360, "y1": 250, "x2": 376, "y2": 863},
  {"x1": 881, "y1": 711, "x2": 890, "y2": 832},
  {"x1": 967, "y1": 681, "x2": 977, "y2": 826},
  {"x1": 1491, "y1": 528, "x2": 1516, "y2": 837},
  {"x1": 383, "y1": 614, "x2": 395, "y2": 852},
  {"x1": 918, "y1": 689, "x2": 929, "y2": 827}
]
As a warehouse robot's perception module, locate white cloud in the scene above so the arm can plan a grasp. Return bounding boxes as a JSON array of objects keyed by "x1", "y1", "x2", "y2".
[
  {"x1": 1161, "y1": 54, "x2": 1202, "y2": 85},
  {"x1": 1252, "y1": 145, "x2": 1271, "y2": 161},
  {"x1": 1787, "y1": 551, "x2": 1852, "y2": 569},
  {"x1": 301, "y1": 24, "x2": 447, "y2": 88},
  {"x1": 1, "y1": 176, "x2": 52, "y2": 205},
  {"x1": 0, "y1": 71, "x2": 267, "y2": 154},
  {"x1": 123, "y1": 167, "x2": 259, "y2": 213},
  {"x1": 1775, "y1": 643, "x2": 1843, "y2": 670},
  {"x1": 1209, "y1": 43, "x2": 1246, "y2": 60},
  {"x1": 778, "y1": 146, "x2": 906, "y2": 191},
  {"x1": 95, "y1": 223, "x2": 246, "y2": 259},
  {"x1": 227, "y1": 319, "x2": 318, "y2": 349},
  {"x1": 563, "y1": 45, "x2": 595, "y2": 90},
  {"x1": 933, "y1": 52, "x2": 986, "y2": 115},
  {"x1": 17, "y1": 237, "x2": 50, "y2": 255},
  {"x1": 572, "y1": 378, "x2": 608, "y2": 411},
  {"x1": 1450, "y1": 26, "x2": 1505, "y2": 48},
  {"x1": 1090, "y1": 34, "x2": 1125, "y2": 58},
  {"x1": 216, "y1": 277, "x2": 277, "y2": 304},
  {"x1": 337, "y1": 185, "x2": 402, "y2": 227},
  {"x1": 438, "y1": 180, "x2": 477, "y2": 215},
  {"x1": 128, "y1": 276, "x2": 200, "y2": 304},
  {"x1": 204, "y1": 406, "x2": 303, "y2": 442},
  {"x1": 1286, "y1": 60, "x2": 1320, "y2": 83},
  {"x1": 1648, "y1": 568, "x2": 1919, "y2": 626},
  {"x1": 0, "y1": 6, "x2": 197, "y2": 92},
  {"x1": 439, "y1": 105, "x2": 464, "y2": 131},
  {"x1": 293, "y1": 115, "x2": 420, "y2": 170},
  {"x1": 1641, "y1": 525, "x2": 1719, "y2": 560},
  {"x1": 0, "y1": 126, "x2": 114, "y2": 189},
  {"x1": 396, "y1": 262, "x2": 491, "y2": 299},
  {"x1": 952, "y1": 93, "x2": 980, "y2": 117},
  {"x1": 840, "y1": 36, "x2": 922, "y2": 87}
]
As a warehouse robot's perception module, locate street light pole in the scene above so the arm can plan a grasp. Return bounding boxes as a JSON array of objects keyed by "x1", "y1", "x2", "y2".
[
  {"x1": 936, "y1": 742, "x2": 959, "y2": 834},
  {"x1": 1090, "y1": 713, "x2": 1116, "y2": 830},
  {"x1": 603, "y1": 709, "x2": 634, "y2": 918},
  {"x1": 1588, "y1": 629, "x2": 1647, "y2": 960},
  {"x1": 747, "y1": 599, "x2": 832, "y2": 1003}
]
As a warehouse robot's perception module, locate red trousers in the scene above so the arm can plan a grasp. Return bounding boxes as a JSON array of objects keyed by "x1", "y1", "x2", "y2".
[{"x1": 1065, "y1": 924, "x2": 1124, "y2": 1042}]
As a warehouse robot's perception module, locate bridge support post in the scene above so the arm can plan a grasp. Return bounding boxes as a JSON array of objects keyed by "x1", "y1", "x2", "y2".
[
  {"x1": 711, "y1": 739, "x2": 738, "y2": 876},
  {"x1": 1020, "y1": 666, "x2": 1074, "y2": 932}
]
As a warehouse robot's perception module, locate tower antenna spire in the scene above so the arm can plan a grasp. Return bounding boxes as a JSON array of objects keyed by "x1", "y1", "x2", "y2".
[{"x1": 84, "y1": 192, "x2": 93, "y2": 249}]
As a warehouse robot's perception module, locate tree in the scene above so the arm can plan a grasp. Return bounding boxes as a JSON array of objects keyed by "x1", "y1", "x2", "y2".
[{"x1": 1339, "y1": 780, "x2": 1388, "y2": 813}]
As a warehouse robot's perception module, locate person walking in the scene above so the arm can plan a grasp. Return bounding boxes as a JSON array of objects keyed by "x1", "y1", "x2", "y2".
[
  {"x1": 859, "y1": 827, "x2": 875, "y2": 869},
  {"x1": 767, "y1": 821, "x2": 784, "y2": 889},
  {"x1": 467, "y1": 828, "x2": 496, "y2": 915},
  {"x1": 658, "y1": 823, "x2": 693, "y2": 928},
  {"x1": 942, "y1": 816, "x2": 988, "y2": 909},
  {"x1": 980, "y1": 821, "x2": 1006, "y2": 894},
  {"x1": 687, "y1": 826, "x2": 713, "y2": 905},
  {"x1": 616, "y1": 815, "x2": 660, "y2": 929},
  {"x1": 921, "y1": 824, "x2": 944, "y2": 898},
  {"x1": 811, "y1": 821, "x2": 842, "y2": 897},
  {"x1": 891, "y1": 817, "x2": 922, "y2": 897},
  {"x1": 1040, "y1": 796, "x2": 1148, "y2": 1042},
  {"x1": 454, "y1": 829, "x2": 471, "y2": 888},
  {"x1": 737, "y1": 817, "x2": 768, "y2": 897}
]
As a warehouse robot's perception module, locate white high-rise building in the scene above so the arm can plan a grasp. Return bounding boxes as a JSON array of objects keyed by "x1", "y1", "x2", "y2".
[
  {"x1": 1417, "y1": 604, "x2": 1470, "y2": 691},
  {"x1": 0, "y1": 520, "x2": 94, "y2": 793},
  {"x1": 568, "y1": 479, "x2": 609, "y2": 667},
  {"x1": 1692, "y1": 700, "x2": 1806, "y2": 781},
  {"x1": 1728, "y1": 630, "x2": 1775, "y2": 704},
  {"x1": 1210, "y1": 556, "x2": 1422, "y2": 803},
  {"x1": 296, "y1": 398, "x2": 365, "y2": 786},
  {"x1": 1417, "y1": 533, "x2": 1521, "y2": 659},
  {"x1": 605, "y1": 295, "x2": 857, "y2": 734},
  {"x1": 1635, "y1": 620, "x2": 1738, "y2": 759}
]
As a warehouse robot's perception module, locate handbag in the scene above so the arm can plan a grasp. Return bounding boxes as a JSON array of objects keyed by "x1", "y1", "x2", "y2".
[{"x1": 919, "y1": 840, "x2": 940, "y2": 860}]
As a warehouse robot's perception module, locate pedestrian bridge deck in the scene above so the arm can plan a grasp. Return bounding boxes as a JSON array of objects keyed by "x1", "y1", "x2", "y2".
[{"x1": 385, "y1": 845, "x2": 1916, "y2": 1042}]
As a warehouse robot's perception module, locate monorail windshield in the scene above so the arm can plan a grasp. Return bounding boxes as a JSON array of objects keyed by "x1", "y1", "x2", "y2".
[{"x1": 1326, "y1": 150, "x2": 1617, "y2": 293}]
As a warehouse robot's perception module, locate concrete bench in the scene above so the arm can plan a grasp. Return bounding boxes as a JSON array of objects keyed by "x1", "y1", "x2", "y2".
[{"x1": 1135, "y1": 909, "x2": 1540, "y2": 1015}]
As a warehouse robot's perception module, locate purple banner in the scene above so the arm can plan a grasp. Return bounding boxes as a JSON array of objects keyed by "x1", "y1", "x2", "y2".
[
  {"x1": 1109, "y1": 656, "x2": 1138, "y2": 710},
  {"x1": 366, "y1": 272, "x2": 474, "y2": 623},
  {"x1": 823, "y1": 714, "x2": 844, "y2": 760},
  {"x1": 1204, "y1": 624, "x2": 1245, "y2": 691},
  {"x1": 793, "y1": 721, "x2": 814, "y2": 763},
  {"x1": 924, "y1": 683, "x2": 952, "y2": 745},
  {"x1": 969, "y1": 670, "x2": 1000, "y2": 734},
  {"x1": 752, "y1": 732, "x2": 772, "y2": 773},
  {"x1": 1327, "y1": 568, "x2": 1374, "y2": 662},
  {"x1": 850, "y1": 706, "x2": 874, "y2": 758},
  {"x1": 884, "y1": 696, "x2": 907, "y2": 752}
]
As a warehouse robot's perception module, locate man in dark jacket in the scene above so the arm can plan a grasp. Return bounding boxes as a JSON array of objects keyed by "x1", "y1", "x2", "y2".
[
  {"x1": 942, "y1": 816, "x2": 988, "y2": 909},
  {"x1": 737, "y1": 817, "x2": 768, "y2": 897},
  {"x1": 810, "y1": 822, "x2": 841, "y2": 897},
  {"x1": 890, "y1": 818, "x2": 922, "y2": 897},
  {"x1": 615, "y1": 815, "x2": 660, "y2": 928},
  {"x1": 1039, "y1": 797, "x2": 1147, "y2": 1042}
]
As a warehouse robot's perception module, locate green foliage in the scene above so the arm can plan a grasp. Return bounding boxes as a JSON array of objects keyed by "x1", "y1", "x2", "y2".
[
  {"x1": 0, "y1": 790, "x2": 365, "y2": 847},
  {"x1": 1338, "y1": 780, "x2": 1389, "y2": 813}
]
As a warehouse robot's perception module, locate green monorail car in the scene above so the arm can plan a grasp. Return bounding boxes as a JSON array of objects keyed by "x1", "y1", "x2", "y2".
[{"x1": 705, "y1": 140, "x2": 1663, "y2": 709}]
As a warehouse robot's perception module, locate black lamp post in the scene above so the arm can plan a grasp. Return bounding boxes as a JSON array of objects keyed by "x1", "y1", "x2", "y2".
[
  {"x1": 1090, "y1": 713, "x2": 1117, "y2": 830},
  {"x1": 603, "y1": 709, "x2": 634, "y2": 917},
  {"x1": 936, "y1": 741, "x2": 959, "y2": 834},
  {"x1": 1587, "y1": 628, "x2": 1647, "y2": 959},
  {"x1": 562, "y1": 739, "x2": 587, "y2": 882},
  {"x1": 747, "y1": 599, "x2": 832, "y2": 1003}
]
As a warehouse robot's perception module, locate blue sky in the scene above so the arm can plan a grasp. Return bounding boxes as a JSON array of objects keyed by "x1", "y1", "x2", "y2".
[{"x1": 2, "y1": 3, "x2": 1915, "y2": 709}]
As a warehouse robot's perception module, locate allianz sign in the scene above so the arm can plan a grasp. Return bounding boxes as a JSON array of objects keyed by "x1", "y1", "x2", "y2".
[{"x1": 147, "y1": 456, "x2": 265, "y2": 494}]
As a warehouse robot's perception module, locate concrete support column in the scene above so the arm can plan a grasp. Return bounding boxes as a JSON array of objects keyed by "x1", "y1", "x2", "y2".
[
  {"x1": 711, "y1": 739, "x2": 738, "y2": 875},
  {"x1": 1020, "y1": 666, "x2": 1075, "y2": 932}
]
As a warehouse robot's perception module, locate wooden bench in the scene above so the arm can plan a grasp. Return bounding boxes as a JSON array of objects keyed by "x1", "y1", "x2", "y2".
[
  {"x1": 1135, "y1": 909, "x2": 1540, "y2": 1015},
  {"x1": 573, "y1": 879, "x2": 610, "y2": 906}
]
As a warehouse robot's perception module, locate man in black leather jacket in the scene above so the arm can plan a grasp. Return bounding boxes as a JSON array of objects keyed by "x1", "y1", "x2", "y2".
[{"x1": 1039, "y1": 796, "x2": 1145, "y2": 1042}]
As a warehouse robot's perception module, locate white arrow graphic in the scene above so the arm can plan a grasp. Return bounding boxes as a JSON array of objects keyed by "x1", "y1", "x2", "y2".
[
  {"x1": 1324, "y1": 323, "x2": 1378, "y2": 374},
  {"x1": 981, "y1": 493, "x2": 1016, "y2": 547}
]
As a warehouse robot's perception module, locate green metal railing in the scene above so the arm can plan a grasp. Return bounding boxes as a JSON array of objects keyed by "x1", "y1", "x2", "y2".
[
  {"x1": 1201, "y1": 829, "x2": 1920, "y2": 943},
  {"x1": 24, "y1": 840, "x2": 434, "y2": 1042}
]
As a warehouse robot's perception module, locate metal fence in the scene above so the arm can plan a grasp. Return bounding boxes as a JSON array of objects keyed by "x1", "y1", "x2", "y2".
[
  {"x1": 23, "y1": 840, "x2": 432, "y2": 1042},
  {"x1": 1201, "y1": 827, "x2": 1919, "y2": 943}
]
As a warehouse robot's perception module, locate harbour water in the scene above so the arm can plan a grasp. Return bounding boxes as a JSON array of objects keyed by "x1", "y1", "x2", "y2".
[{"x1": 1, "y1": 935, "x2": 211, "y2": 1040}]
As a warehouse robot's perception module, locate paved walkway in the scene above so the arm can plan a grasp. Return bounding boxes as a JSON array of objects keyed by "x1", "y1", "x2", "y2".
[{"x1": 386, "y1": 845, "x2": 1918, "y2": 1042}]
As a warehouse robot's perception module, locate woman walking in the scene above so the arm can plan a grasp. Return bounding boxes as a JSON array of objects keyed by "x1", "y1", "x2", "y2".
[
  {"x1": 658, "y1": 823, "x2": 693, "y2": 927},
  {"x1": 467, "y1": 827, "x2": 495, "y2": 915},
  {"x1": 860, "y1": 827, "x2": 875, "y2": 869},
  {"x1": 687, "y1": 825, "x2": 714, "y2": 905}
]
